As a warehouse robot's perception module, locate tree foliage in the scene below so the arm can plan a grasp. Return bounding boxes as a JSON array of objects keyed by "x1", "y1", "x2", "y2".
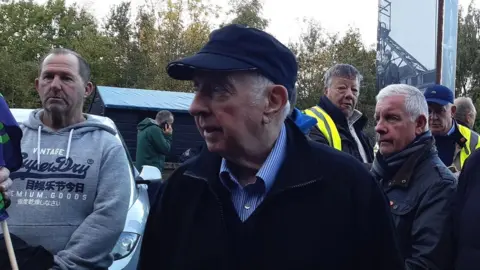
[
  {"x1": 0, "y1": 0, "x2": 479, "y2": 135},
  {"x1": 455, "y1": 0, "x2": 480, "y2": 130},
  {"x1": 225, "y1": 0, "x2": 269, "y2": 29}
]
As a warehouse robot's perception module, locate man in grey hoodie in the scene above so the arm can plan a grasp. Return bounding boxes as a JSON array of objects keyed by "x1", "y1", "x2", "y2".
[{"x1": 7, "y1": 48, "x2": 131, "y2": 270}]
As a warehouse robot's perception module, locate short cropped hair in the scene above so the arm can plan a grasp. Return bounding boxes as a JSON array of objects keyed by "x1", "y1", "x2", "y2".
[
  {"x1": 39, "y1": 48, "x2": 91, "y2": 84},
  {"x1": 156, "y1": 110, "x2": 173, "y2": 123}
]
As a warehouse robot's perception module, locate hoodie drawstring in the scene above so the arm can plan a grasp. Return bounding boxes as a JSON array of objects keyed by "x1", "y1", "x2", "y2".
[
  {"x1": 37, "y1": 126, "x2": 41, "y2": 170},
  {"x1": 66, "y1": 129, "x2": 73, "y2": 160},
  {"x1": 36, "y1": 127, "x2": 74, "y2": 170}
]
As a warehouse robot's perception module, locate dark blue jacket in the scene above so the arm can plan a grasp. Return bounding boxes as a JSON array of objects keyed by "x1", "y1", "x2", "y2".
[
  {"x1": 139, "y1": 119, "x2": 404, "y2": 270},
  {"x1": 453, "y1": 149, "x2": 480, "y2": 270},
  {"x1": 289, "y1": 107, "x2": 317, "y2": 135},
  {"x1": 374, "y1": 139, "x2": 456, "y2": 269}
]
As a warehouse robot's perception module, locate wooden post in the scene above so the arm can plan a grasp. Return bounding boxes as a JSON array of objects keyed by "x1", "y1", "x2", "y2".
[{"x1": 436, "y1": 0, "x2": 445, "y2": 84}]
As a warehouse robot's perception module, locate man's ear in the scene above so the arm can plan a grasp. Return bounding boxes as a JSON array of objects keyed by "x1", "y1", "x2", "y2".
[
  {"x1": 415, "y1": 115, "x2": 427, "y2": 135},
  {"x1": 263, "y1": 85, "x2": 288, "y2": 118},
  {"x1": 35, "y1": 78, "x2": 40, "y2": 93},
  {"x1": 84, "y1": 82, "x2": 94, "y2": 98},
  {"x1": 450, "y1": 105, "x2": 457, "y2": 116}
]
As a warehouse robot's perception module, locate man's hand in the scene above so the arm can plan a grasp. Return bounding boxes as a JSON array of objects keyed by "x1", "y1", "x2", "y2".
[
  {"x1": 163, "y1": 123, "x2": 173, "y2": 135},
  {"x1": 0, "y1": 167, "x2": 13, "y2": 200}
]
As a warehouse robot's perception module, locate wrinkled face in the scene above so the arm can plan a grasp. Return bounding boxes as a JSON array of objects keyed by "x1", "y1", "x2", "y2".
[
  {"x1": 35, "y1": 54, "x2": 91, "y2": 116},
  {"x1": 189, "y1": 72, "x2": 267, "y2": 155},
  {"x1": 325, "y1": 76, "x2": 359, "y2": 117},
  {"x1": 428, "y1": 103, "x2": 454, "y2": 135},
  {"x1": 375, "y1": 95, "x2": 425, "y2": 157}
]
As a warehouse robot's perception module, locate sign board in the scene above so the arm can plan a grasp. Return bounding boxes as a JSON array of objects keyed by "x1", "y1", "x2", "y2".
[{"x1": 376, "y1": 0, "x2": 458, "y2": 93}]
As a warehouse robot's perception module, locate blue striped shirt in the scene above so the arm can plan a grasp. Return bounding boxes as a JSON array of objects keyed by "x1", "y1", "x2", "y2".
[{"x1": 219, "y1": 124, "x2": 287, "y2": 222}]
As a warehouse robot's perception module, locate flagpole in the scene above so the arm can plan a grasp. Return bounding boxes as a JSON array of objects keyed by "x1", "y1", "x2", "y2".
[{"x1": 1, "y1": 219, "x2": 18, "y2": 270}]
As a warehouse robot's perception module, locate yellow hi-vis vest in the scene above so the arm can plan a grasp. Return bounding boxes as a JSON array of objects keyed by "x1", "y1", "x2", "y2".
[
  {"x1": 303, "y1": 106, "x2": 342, "y2": 151},
  {"x1": 453, "y1": 124, "x2": 480, "y2": 170}
]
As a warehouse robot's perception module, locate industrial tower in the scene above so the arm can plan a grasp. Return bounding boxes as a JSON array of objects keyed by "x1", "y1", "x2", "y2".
[{"x1": 376, "y1": 0, "x2": 436, "y2": 90}]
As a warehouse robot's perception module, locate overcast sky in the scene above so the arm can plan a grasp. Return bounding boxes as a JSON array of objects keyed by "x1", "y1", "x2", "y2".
[{"x1": 34, "y1": 0, "x2": 476, "y2": 46}]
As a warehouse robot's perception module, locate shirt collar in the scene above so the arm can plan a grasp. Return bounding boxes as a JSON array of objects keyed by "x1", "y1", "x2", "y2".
[
  {"x1": 447, "y1": 120, "x2": 456, "y2": 135},
  {"x1": 219, "y1": 124, "x2": 287, "y2": 193}
]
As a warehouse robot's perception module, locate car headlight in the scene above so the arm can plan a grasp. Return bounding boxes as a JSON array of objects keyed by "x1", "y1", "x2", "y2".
[{"x1": 111, "y1": 232, "x2": 140, "y2": 260}]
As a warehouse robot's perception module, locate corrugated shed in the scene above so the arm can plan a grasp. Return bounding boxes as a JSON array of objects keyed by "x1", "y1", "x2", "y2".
[{"x1": 97, "y1": 86, "x2": 195, "y2": 112}]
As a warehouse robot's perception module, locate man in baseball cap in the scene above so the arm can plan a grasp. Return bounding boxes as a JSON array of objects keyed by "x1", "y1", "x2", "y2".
[
  {"x1": 139, "y1": 24, "x2": 403, "y2": 270},
  {"x1": 425, "y1": 84, "x2": 480, "y2": 174}
]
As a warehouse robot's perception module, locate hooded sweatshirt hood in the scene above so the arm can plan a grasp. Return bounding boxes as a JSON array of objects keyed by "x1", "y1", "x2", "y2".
[
  {"x1": 22, "y1": 109, "x2": 116, "y2": 169},
  {"x1": 137, "y1": 118, "x2": 157, "y2": 131},
  {"x1": 290, "y1": 108, "x2": 317, "y2": 135}
]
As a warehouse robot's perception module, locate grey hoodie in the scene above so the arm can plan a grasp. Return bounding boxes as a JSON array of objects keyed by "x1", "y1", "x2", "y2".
[{"x1": 8, "y1": 109, "x2": 130, "y2": 270}]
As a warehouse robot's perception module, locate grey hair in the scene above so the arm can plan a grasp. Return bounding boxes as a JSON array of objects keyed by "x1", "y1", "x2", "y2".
[
  {"x1": 376, "y1": 84, "x2": 429, "y2": 130},
  {"x1": 156, "y1": 110, "x2": 173, "y2": 123},
  {"x1": 229, "y1": 72, "x2": 291, "y2": 120},
  {"x1": 323, "y1": 64, "x2": 363, "y2": 89},
  {"x1": 454, "y1": 96, "x2": 476, "y2": 120}
]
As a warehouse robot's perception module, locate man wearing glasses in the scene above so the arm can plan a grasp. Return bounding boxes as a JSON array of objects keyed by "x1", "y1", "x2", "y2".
[
  {"x1": 304, "y1": 64, "x2": 374, "y2": 164},
  {"x1": 424, "y1": 84, "x2": 480, "y2": 176}
]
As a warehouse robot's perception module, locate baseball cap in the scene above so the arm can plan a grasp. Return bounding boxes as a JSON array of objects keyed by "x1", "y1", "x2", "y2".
[
  {"x1": 424, "y1": 84, "x2": 454, "y2": 106},
  {"x1": 166, "y1": 24, "x2": 298, "y2": 95}
]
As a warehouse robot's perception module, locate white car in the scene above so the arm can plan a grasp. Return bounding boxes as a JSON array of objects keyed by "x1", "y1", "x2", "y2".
[{"x1": 11, "y1": 109, "x2": 161, "y2": 270}]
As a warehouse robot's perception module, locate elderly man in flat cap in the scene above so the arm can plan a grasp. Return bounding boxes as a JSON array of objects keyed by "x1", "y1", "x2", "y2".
[{"x1": 139, "y1": 24, "x2": 403, "y2": 270}]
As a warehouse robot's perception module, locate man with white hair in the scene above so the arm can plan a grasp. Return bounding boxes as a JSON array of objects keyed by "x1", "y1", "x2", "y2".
[
  {"x1": 372, "y1": 84, "x2": 456, "y2": 269},
  {"x1": 454, "y1": 96, "x2": 477, "y2": 130},
  {"x1": 139, "y1": 24, "x2": 404, "y2": 270}
]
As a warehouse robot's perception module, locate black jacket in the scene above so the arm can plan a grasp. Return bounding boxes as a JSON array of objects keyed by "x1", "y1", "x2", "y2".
[
  {"x1": 453, "y1": 148, "x2": 480, "y2": 270},
  {"x1": 308, "y1": 96, "x2": 374, "y2": 163},
  {"x1": 0, "y1": 233, "x2": 53, "y2": 270},
  {"x1": 139, "y1": 119, "x2": 404, "y2": 270},
  {"x1": 374, "y1": 141, "x2": 456, "y2": 270}
]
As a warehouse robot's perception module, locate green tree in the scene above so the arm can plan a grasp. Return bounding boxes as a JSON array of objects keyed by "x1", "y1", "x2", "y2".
[
  {"x1": 455, "y1": 1, "x2": 480, "y2": 130},
  {"x1": 288, "y1": 19, "x2": 331, "y2": 109},
  {"x1": 143, "y1": 0, "x2": 219, "y2": 92},
  {"x1": 225, "y1": 0, "x2": 269, "y2": 29},
  {"x1": 103, "y1": 1, "x2": 141, "y2": 87},
  {"x1": 0, "y1": 0, "x2": 102, "y2": 108}
]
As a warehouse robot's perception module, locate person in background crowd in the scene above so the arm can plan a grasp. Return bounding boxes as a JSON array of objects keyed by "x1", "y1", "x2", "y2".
[
  {"x1": 135, "y1": 110, "x2": 174, "y2": 173},
  {"x1": 8, "y1": 48, "x2": 131, "y2": 270},
  {"x1": 424, "y1": 84, "x2": 480, "y2": 175},
  {"x1": 453, "y1": 148, "x2": 480, "y2": 270},
  {"x1": 373, "y1": 84, "x2": 456, "y2": 270},
  {"x1": 303, "y1": 64, "x2": 374, "y2": 164},
  {"x1": 139, "y1": 23, "x2": 404, "y2": 270},
  {"x1": 454, "y1": 97, "x2": 477, "y2": 130},
  {"x1": 136, "y1": 110, "x2": 173, "y2": 203}
]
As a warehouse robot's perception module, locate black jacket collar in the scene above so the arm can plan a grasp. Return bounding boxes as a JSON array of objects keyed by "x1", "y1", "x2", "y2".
[
  {"x1": 183, "y1": 119, "x2": 323, "y2": 193},
  {"x1": 388, "y1": 139, "x2": 436, "y2": 188}
]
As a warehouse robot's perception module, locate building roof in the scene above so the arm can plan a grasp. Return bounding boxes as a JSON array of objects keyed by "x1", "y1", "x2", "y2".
[{"x1": 97, "y1": 86, "x2": 195, "y2": 112}]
